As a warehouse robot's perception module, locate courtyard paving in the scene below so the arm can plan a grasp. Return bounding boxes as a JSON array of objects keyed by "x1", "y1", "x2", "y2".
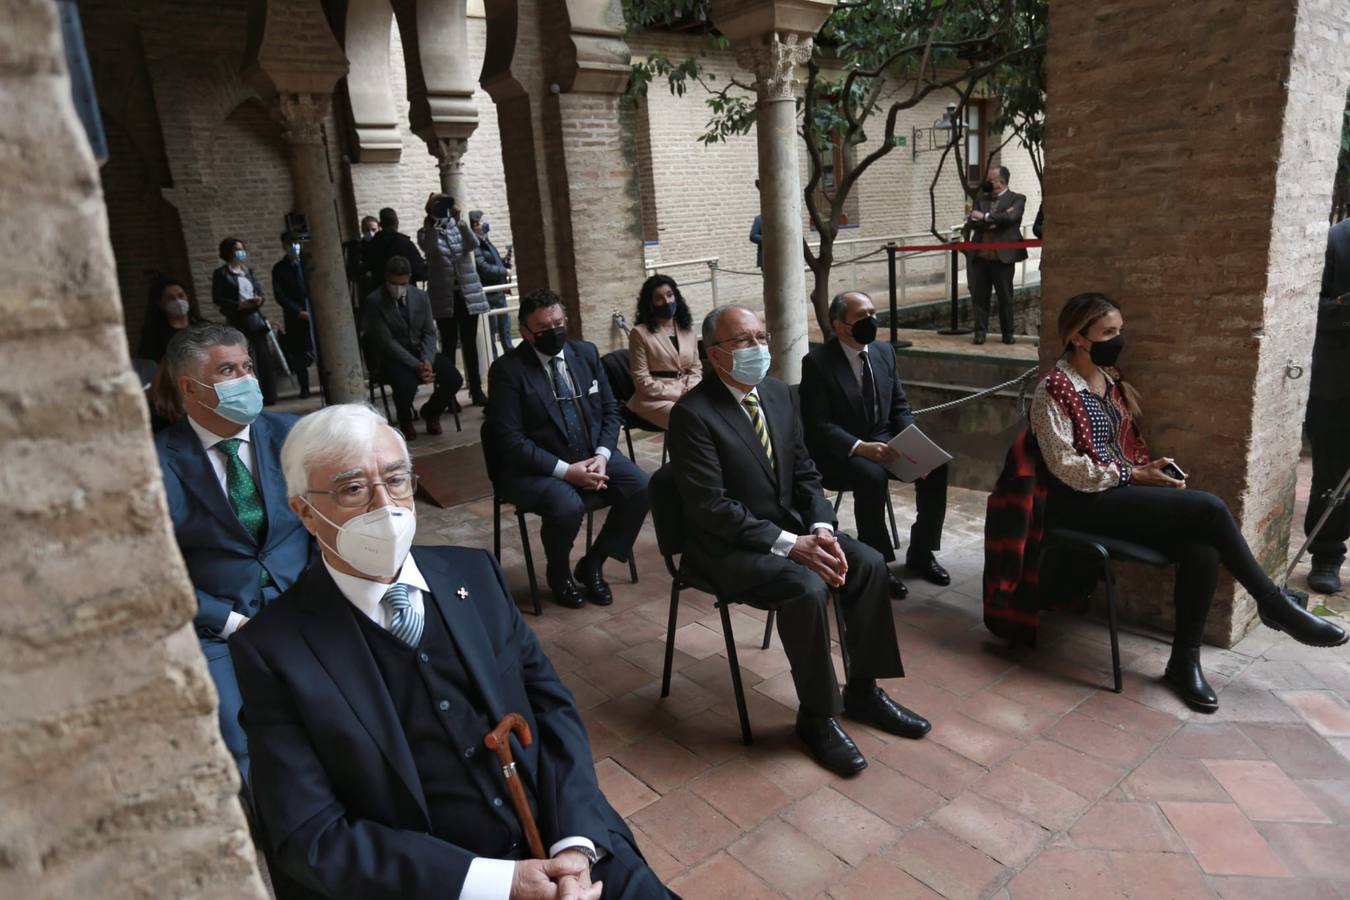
[{"x1": 392, "y1": 421, "x2": 1350, "y2": 900}]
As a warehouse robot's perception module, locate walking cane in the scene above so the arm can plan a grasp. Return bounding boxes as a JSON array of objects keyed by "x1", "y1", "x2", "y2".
[{"x1": 485, "y1": 713, "x2": 547, "y2": 860}]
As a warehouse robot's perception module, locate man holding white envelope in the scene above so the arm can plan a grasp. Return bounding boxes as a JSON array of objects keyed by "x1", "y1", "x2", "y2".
[
  {"x1": 800, "y1": 291, "x2": 952, "y2": 598},
  {"x1": 485, "y1": 288, "x2": 650, "y2": 609}
]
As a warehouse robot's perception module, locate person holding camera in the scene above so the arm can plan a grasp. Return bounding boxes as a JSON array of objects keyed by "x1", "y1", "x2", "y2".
[
  {"x1": 419, "y1": 193, "x2": 489, "y2": 406},
  {"x1": 1028, "y1": 292, "x2": 1346, "y2": 713},
  {"x1": 212, "y1": 236, "x2": 277, "y2": 406}
]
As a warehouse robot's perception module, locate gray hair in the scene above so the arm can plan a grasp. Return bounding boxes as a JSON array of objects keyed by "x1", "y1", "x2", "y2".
[
  {"x1": 163, "y1": 323, "x2": 249, "y2": 394},
  {"x1": 701, "y1": 304, "x2": 756, "y2": 349},
  {"x1": 281, "y1": 403, "x2": 409, "y2": 498},
  {"x1": 828, "y1": 291, "x2": 872, "y2": 323}
]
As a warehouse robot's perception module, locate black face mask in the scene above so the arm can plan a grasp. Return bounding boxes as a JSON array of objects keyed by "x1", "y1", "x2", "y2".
[
  {"x1": 532, "y1": 325, "x2": 568, "y2": 357},
  {"x1": 1087, "y1": 334, "x2": 1125, "y2": 367},
  {"x1": 850, "y1": 315, "x2": 878, "y2": 346},
  {"x1": 979, "y1": 180, "x2": 995, "y2": 194}
]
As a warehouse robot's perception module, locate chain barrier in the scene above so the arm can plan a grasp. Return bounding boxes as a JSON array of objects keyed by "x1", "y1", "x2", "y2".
[{"x1": 912, "y1": 366, "x2": 1040, "y2": 417}]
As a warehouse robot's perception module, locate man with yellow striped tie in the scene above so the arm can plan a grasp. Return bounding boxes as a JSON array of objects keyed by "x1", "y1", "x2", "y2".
[{"x1": 666, "y1": 306, "x2": 930, "y2": 777}]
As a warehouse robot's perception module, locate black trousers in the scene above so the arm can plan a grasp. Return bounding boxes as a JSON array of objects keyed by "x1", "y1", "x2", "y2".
[
  {"x1": 501, "y1": 454, "x2": 650, "y2": 574},
  {"x1": 1305, "y1": 396, "x2": 1350, "y2": 561},
  {"x1": 1048, "y1": 484, "x2": 1279, "y2": 648},
  {"x1": 731, "y1": 534, "x2": 904, "y2": 717},
  {"x1": 437, "y1": 291, "x2": 483, "y2": 397},
  {"x1": 246, "y1": 333, "x2": 278, "y2": 405},
  {"x1": 282, "y1": 313, "x2": 314, "y2": 396},
  {"x1": 967, "y1": 256, "x2": 1016, "y2": 338},
  {"x1": 377, "y1": 352, "x2": 463, "y2": 425},
  {"x1": 823, "y1": 456, "x2": 947, "y2": 563}
]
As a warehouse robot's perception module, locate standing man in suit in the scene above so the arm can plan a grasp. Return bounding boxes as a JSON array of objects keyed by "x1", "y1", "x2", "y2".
[
  {"x1": 966, "y1": 165, "x2": 1028, "y2": 345},
  {"x1": 360, "y1": 207, "x2": 427, "y2": 298},
  {"x1": 155, "y1": 323, "x2": 313, "y2": 783},
  {"x1": 272, "y1": 231, "x2": 315, "y2": 399},
  {"x1": 486, "y1": 289, "x2": 650, "y2": 609},
  {"x1": 1307, "y1": 217, "x2": 1350, "y2": 594},
  {"x1": 231, "y1": 403, "x2": 671, "y2": 899},
  {"x1": 361, "y1": 255, "x2": 463, "y2": 441},
  {"x1": 667, "y1": 305, "x2": 930, "y2": 777},
  {"x1": 800, "y1": 292, "x2": 951, "y2": 599}
]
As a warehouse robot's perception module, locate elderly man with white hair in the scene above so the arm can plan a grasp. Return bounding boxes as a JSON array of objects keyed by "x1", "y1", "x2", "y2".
[{"x1": 230, "y1": 403, "x2": 670, "y2": 900}]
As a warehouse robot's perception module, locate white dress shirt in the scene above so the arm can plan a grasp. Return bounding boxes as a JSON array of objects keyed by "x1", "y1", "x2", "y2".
[
  {"x1": 532, "y1": 344, "x2": 611, "y2": 479},
  {"x1": 838, "y1": 342, "x2": 880, "y2": 458},
  {"x1": 187, "y1": 415, "x2": 255, "y2": 639},
  {"x1": 323, "y1": 553, "x2": 597, "y2": 900},
  {"x1": 717, "y1": 379, "x2": 833, "y2": 556}
]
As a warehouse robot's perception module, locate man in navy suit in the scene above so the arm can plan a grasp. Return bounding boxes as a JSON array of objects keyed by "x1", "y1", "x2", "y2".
[
  {"x1": 231, "y1": 404, "x2": 670, "y2": 899},
  {"x1": 485, "y1": 289, "x2": 650, "y2": 609},
  {"x1": 155, "y1": 324, "x2": 314, "y2": 782},
  {"x1": 799, "y1": 291, "x2": 951, "y2": 598}
]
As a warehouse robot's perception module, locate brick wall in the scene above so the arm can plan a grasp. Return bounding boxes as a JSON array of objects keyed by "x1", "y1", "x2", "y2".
[
  {"x1": 0, "y1": 0, "x2": 265, "y2": 894},
  {"x1": 1042, "y1": 0, "x2": 1350, "y2": 646}
]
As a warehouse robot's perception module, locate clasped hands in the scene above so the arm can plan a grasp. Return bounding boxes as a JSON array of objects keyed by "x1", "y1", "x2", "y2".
[
  {"x1": 511, "y1": 849, "x2": 601, "y2": 900},
  {"x1": 563, "y1": 454, "x2": 609, "y2": 491},
  {"x1": 417, "y1": 361, "x2": 435, "y2": 384},
  {"x1": 790, "y1": 528, "x2": 849, "y2": 588}
]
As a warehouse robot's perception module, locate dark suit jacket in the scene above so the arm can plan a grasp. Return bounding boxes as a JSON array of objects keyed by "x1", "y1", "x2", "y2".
[
  {"x1": 1312, "y1": 218, "x2": 1350, "y2": 400},
  {"x1": 970, "y1": 190, "x2": 1029, "y2": 264},
  {"x1": 211, "y1": 264, "x2": 266, "y2": 331},
  {"x1": 155, "y1": 412, "x2": 313, "y2": 635},
  {"x1": 485, "y1": 339, "x2": 622, "y2": 484},
  {"x1": 361, "y1": 284, "x2": 438, "y2": 370},
  {"x1": 799, "y1": 338, "x2": 915, "y2": 471},
  {"x1": 230, "y1": 546, "x2": 632, "y2": 900},
  {"x1": 360, "y1": 230, "x2": 427, "y2": 296},
  {"x1": 667, "y1": 376, "x2": 835, "y2": 593}
]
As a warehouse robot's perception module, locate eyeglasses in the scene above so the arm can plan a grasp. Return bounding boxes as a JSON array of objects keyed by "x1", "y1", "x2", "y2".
[
  {"x1": 307, "y1": 472, "x2": 419, "y2": 508},
  {"x1": 713, "y1": 331, "x2": 771, "y2": 350}
]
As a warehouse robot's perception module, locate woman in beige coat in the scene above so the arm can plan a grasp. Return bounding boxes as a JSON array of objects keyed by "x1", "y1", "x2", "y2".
[{"x1": 627, "y1": 274, "x2": 702, "y2": 429}]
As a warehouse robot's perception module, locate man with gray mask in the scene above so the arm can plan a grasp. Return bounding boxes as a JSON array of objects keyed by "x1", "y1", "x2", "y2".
[
  {"x1": 361, "y1": 254, "x2": 463, "y2": 441},
  {"x1": 154, "y1": 322, "x2": 314, "y2": 784}
]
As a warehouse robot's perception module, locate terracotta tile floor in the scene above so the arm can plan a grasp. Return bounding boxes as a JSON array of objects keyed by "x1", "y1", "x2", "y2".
[{"x1": 406, "y1": 428, "x2": 1350, "y2": 898}]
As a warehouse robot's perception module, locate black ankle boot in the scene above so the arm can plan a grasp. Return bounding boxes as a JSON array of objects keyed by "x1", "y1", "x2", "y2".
[
  {"x1": 1258, "y1": 589, "x2": 1348, "y2": 648},
  {"x1": 1164, "y1": 647, "x2": 1218, "y2": 713}
]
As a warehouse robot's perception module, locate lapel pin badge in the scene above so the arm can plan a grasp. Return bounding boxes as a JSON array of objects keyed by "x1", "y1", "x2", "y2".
[{"x1": 457, "y1": 586, "x2": 470, "y2": 601}]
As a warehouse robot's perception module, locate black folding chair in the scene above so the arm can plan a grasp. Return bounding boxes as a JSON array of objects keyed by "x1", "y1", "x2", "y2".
[
  {"x1": 825, "y1": 478, "x2": 901, "y2": 549},
  {"x1": 600, "y1": 348, "x2": 668, "y2": 464}
]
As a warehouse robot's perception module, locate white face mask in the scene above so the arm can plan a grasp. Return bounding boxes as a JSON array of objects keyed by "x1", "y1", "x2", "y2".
[{"x1": 304, "y1": 500, "x2": 416, "y2": 579}]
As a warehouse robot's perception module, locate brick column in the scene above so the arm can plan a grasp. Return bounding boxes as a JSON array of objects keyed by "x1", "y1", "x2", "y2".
[{"x1": 1041, "y1": 0, "x2": 1350, "y2": 646}]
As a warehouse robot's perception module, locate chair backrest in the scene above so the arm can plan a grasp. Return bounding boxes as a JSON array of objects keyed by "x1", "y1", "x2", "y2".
[
  {"x1": 600, "y1": 348, "x2": 635, "y2": 404},
  {"x1": 647, "y1": 465, "x2": 685, "y2": 571}
]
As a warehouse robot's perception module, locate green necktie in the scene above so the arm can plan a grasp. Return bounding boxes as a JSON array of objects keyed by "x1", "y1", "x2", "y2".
[
  {"x1": 217, "y1": 438, "x2": 270, "y2": 586},
  {"x1": 742, "y1": 394, "x2": 775, "y2": 468}
]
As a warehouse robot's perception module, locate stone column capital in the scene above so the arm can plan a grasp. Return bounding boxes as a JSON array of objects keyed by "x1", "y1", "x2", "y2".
[
  {"x1": 273, "y1": 93, "x2": 329, "y2": 146},
  {"x1": 735, "y1": 32, "x2": 814, "y2": 100},
  {"x1": 428, "y1": 135, "x2": 470, "y2": 178}
]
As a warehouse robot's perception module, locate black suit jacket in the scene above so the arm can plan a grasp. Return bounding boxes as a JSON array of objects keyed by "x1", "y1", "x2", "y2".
[
  {"x1": 799, "y1": 338, "x2": 915, "y2": 471},
  {"x1": 230, "y1": 546, "x2": 632, "y2": 900},
  {"x1": 360, "y1": 230, "x2": 428, "y2": 296},
  {"x1": 667, "y1": 376, "x2": 835, "y2": 593},
  {"x1": 271, "y1": 255, "x2": 311, "y2": 322},
  {"x1": 1312, "y1": 218, "x2": 1350, "y2": 400},
  {"x1": 970, "y1": 190, "x2": 1029, "y2": 264},
  {"x1": 361, "y1": 284, "x2": 438, "y2": 370},
  {"x1": 485, "y1": 340, "x2": 622, "y2": 482}
]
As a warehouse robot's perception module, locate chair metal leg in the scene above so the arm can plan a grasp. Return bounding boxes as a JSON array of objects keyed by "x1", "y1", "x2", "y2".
[
  {"x1": 830, "y1": 590, "x2": 852, "y2": 683},
  {"x1": 452, "y1": 405, "x2": 462, "y2": 432},
  {"x1": 493, "y1": 495, "x2": 502, "y2": 560},
  {"x1": 1103, "y1": 562, "x2": 1123, "y2": 693},
  {"x1": 718, "y1": 601, "x2": 754, "y2": 745},
  {"x1": 628, "y1": 556, "x2": 639, "y2": 584},
  {"x1": 585, "y1": 510, "x2": 593, "y2": 552},
  {"x1": 885, "y1": 491, "x2": 901, "y2": 550},
  {"x1": 624, "y1": 423, "x2": 636, "y2": 461},
  {"x1": 517, "y1": 511, "x2": 543, "y2": 616},
  {"x1": 661, "y1": 432, "x2": 670, "y2": 465},
  {"x1": 833, "y1": 491, "x2": 845, "y2": 515},
  {"x1": 660, "y1": 582, "x2": 682, "y2": 697},
  {"x1": 762, "y1": 610, "x2": 775, "y2": 650}
]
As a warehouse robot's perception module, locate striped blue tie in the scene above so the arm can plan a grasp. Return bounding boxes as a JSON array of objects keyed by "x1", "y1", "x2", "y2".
[{"x1": 381, "y1": 583, "x2": 423, "y2": 648}]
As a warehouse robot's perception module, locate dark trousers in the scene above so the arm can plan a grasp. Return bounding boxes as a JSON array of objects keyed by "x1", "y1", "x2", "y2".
[
  {"x1": 247, "y1": 333, "x2": 278, "y2": 405},
  {"x1": 202, "y1": 636, "x2": 248, "y2": 782},
  {"x1": 968, "y1": 256, "x2": 1016, "y2": 338},
  {"x1": 377, "y1": 352, "x2": 463, "y2": 425},
  {"x1": 824, "y1": 456, "x2": 947, "y2": 563},
  {"x1": 1305, "y1": 396, "x2": 1350, "y2": 561},
  {"x1": 488, "y1": 307, "x2": 514, "y2": 352},
  {"x1": 733, "y1": 534, "x2": 904, "y2": 717},
  {"x1": 1048, "y1": 484, "x2": 1279, "y2": 648},
  {"x1": 501, "y1": 454, "x2": 650, "y2": 574},
  {"x1": 282, "y1": 313, "x2": 314, "y2": 396},
  {"x1": 437, "y1": 292, "x2": 483, "y2": 397},
  {"x1": 590, "y1": 832, "x2": 676, "y2": 899}
]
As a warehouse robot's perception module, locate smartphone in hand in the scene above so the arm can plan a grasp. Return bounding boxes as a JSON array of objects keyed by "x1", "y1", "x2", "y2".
[{"x1": 1160, "y1": 461, "x2": 1187, "y2": 481}]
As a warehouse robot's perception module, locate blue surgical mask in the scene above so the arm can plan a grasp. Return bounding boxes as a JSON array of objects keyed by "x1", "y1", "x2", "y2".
[
  {"x1": 289, "y1": 243, "x2": 301, "y2": 257},
  {"x1": 727, "y1": 344, "x2": 771, "y2": 386},
  {"x1": 481, "y1": 222, "x2": 490, "y2": 235},
  {"x1": 233, "y1": 249, "x2": 248, "y2": 263},
  {"x1": 193, "y1": 374, "x2": 263, "y2": 425},
  {"x1": 654, "y1": 302, "x2": 677, "y2": 319}
]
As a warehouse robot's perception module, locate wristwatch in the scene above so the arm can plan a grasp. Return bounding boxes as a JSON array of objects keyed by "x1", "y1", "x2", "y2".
[{"x1": 569, "y1": 845, "x2": 599, "y2": 866}]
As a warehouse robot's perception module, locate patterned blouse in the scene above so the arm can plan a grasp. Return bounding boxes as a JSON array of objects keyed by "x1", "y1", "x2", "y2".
[{"x1": 1030, "y1": 359, "x2": 1138, "y2": 492}]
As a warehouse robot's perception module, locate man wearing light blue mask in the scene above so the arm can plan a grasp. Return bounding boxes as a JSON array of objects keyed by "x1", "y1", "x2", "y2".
[
  {"x1": 667, "y1": 305, "x2": 929, "y2": 778},
  {"x1": 154, "y1": 323, "x2": 315, "y2": 787}
]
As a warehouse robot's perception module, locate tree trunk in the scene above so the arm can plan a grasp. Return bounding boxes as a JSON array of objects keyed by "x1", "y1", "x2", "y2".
[{"x1": 810, "y1": 236, "x2": 834, "y2": 338}]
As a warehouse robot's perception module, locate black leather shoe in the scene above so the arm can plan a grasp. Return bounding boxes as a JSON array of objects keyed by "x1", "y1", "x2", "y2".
[
  {"x1": 1001, "y1": 334, "x2": 1016, "y2": 345},
  {"x1": 795, "y1": 712, "x2": 867, "y2": 777},
  {"x1": 1258, "y1": 589, "x2": 1347, "y2": 647},
  {"x1": 547, "y1": 572, "x2": 586, "y2": 609},
  {"x1": 888, "y1": 573, "x2": 909, "y2": 600},
  {"x1": 843, "y1": 685, "x2": 932, "y2": 739},
  {"x1": 1164, "y1": 647, "x2": 1218, "y2": 713},
  {"x1": 1309, "y1": 556, "x2": 1344, "y2": 595},
  {"x1": 471, "y1": 390, "x2": 489, "y2": 407},
  {"x1": 973, "y1": 332, "x2": 986, "y2": 345},
  {"x1": 573, "y1": 557, "x2": 613, "y2": 607},
  {"x1": 905, "y1": 553, "x2": 951, "y2": 587}
]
